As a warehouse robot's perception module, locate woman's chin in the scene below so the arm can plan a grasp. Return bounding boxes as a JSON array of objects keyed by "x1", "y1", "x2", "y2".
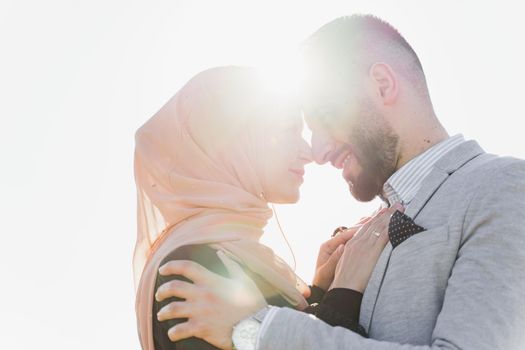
[{"x1": 270, "y1": 190, "x2": 301, "y2": 204}]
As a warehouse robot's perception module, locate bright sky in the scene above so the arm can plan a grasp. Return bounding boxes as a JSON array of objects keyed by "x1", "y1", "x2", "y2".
[{"x1": 1, "y1": 1, "x2": 524, "y2": 349}]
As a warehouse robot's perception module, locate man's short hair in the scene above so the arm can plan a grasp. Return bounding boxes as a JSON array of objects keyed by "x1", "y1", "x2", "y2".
[{"x1": 302, "y1": 15, "x2": 428, "y2": 95}]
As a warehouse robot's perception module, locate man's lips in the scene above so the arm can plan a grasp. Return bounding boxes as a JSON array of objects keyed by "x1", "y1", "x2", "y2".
[
  {"x1": 329, "y1": 148, "x2": 346, "y2": 168},
  {"x1": 331, "y1": 148, "x2": 353, "y2": 169}
]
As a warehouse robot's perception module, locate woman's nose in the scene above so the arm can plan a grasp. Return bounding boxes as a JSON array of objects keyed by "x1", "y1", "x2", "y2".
[{"x1": 300, "y1": 140, "x2": 313, "y2": 164}]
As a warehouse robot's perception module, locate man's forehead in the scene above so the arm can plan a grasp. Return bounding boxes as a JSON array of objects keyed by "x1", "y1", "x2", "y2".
[
  {"x1": 299, "y1": 89, "x2": 337, "y2": 116},
  {"x1": 299, "y1": 101, "x2": 319, "y2": 122},
  {"x1": 300, "y1": 104, "x2": 324, "y2": 130}
]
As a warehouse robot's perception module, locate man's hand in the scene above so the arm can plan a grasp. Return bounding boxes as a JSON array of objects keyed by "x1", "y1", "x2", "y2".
[
  {"x1": 331, "y1": 204, "x2": 403, "y2": 292},
  {"x1": 155, "y1": 251, "x2": 267, "y2": 349},
  {"x1": 312, "y1": 223, "x2": 366, "y2": 291}
]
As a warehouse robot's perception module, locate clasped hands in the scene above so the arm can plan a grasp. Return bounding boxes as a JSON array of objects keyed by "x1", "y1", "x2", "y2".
[
  {"x1": 313, "y1": 203, "x2": 403, "y2": 293},
  {"x1": 154, "y1": 204, "x2": 402, "y2": 349}
]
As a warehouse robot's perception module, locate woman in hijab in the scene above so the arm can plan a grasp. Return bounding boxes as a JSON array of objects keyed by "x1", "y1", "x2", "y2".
[{"x1": 133, "y1": 66, "x2": 392, "y2": 349}]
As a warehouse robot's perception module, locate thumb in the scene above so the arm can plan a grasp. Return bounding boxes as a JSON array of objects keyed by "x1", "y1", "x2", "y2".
[{"x1": 301, "y1": 285, "x2": 312, "y2": 298}]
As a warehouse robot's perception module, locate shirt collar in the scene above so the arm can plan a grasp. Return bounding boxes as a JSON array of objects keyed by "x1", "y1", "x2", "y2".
[{"x1": 381, "y1": 134, "x2": 466, "y2": 206}]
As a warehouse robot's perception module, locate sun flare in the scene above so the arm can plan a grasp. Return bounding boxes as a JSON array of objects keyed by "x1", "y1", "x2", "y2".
[{"x1": 257, "y1": 51, "x2": 306, "y2": 97}]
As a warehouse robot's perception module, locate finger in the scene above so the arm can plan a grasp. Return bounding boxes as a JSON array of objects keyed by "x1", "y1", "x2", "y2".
[
  {"x1": 376, "y1": 210, "x2": 393, "y2": 228},
  {"x1": 354, "y1": 206, "x2": 393, "y2": 243},
  {"x1": 323, "y1": 244, "x2": 345, "y2": 280},
  {"x1": 157, "y1": 301, "x2": 192, "y2": 321},
  {"x1": 378, "y1": 226, "x2": 390, "y2": 244},
  {"x1": 357, "y1": 216, "x2": 371, "y2": 224},
  {"x1": 360, "y1": 213, "x2": 390, "y2": 242},
  {"x1": 329, "y1": 226, "x2": 361, "y2": 248},
  {"x1": 328, "y1": 244, "x2": 345, "y2": 265},
  {"x1": 373, "y1": 204, "x2": 404, "y2": 244},
  {"x1": 353, "y1": 217, "x2": 376, "y2": 240},
  {"x1": 366, "y1": 205, "x2": 402, "y2": 242},
  {"x1": 217, "y1": 250, "x2": 250, "y2": 282},
  {"x1": 156, "y1": 280, "x2": 197, "y2": 302},
  {"x1": 372, "y1": 229, "x2": 390, "y2": 248},
  {"x1": 381, "y1": 204, "x2": 404, "y2": 226},
  {"x1": 167, "y1": 321, "x2": 197, "y2": 342},
  {"x1": 390, "y1": 202, "x2": 404, "y2": 214},
  {"x1": 159, "y1": 260, "x2": 216, "y2": 285},
  {"x1": 368, "y1": 220, "x2": 391, "y2": 246},
  {"x1": 302, "y1": 285, "x2": 312, "y2": 299}
]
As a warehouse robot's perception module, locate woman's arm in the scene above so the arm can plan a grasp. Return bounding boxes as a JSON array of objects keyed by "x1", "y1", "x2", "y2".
[
  {"x1": 304, "y1": 207, "x2": 401, "y2": 336},
  {"x1": 304, "y1": 288, "x2": 367, "y2": 336},
  {"x1": 153, "y1": 206, "x2": 400, "y2": 347}
]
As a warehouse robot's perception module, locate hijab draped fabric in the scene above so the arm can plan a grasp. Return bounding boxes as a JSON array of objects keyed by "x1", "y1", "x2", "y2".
[{"x1": 133, "y1": 66, "x2": 308, "y2": 349}]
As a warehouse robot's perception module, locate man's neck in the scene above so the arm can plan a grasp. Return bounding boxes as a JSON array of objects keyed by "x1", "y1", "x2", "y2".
[{"x1": 395, "y1": 122, "x2": 449, "y2": 171}]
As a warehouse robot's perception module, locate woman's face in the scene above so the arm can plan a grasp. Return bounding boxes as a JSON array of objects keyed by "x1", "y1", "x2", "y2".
[{"x1": 259, "y1": 107, "x2": 312, "y2": 204}]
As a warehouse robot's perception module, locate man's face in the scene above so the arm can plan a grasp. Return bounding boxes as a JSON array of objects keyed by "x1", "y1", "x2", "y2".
[{"x1": 301, "y1": 81, "x2": 399, "y2": 202}]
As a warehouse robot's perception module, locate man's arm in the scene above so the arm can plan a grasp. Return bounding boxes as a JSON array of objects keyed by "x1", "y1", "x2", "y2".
[
  {"x1": 154, "y1": 245, "x2": 233, "y2": 350},
  {"x1": 156, "y1": 251, "x2": 268, "y2": 350},
  {"x1": 258, "y1": 162, "x2": 525, "y2": 350},
  {"x1": 156, "y1": 207, "x2": 398, "y2": 349}
]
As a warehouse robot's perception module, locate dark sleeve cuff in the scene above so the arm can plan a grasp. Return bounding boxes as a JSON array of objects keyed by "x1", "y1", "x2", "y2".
[
  {"x1": 322, "y1": 288, "x2": 363, "y2": 322},
  {"x1": 302, "y1": 288, "x2": 367, "y2": 337},
  {"x1": 306, "y1": 285, "x2": 326, "y2": 305}
]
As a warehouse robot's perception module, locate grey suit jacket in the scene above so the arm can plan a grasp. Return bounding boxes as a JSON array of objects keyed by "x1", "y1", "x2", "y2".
[{"x1": 259, "y1": 141, "x2": 525, "y2": 349}]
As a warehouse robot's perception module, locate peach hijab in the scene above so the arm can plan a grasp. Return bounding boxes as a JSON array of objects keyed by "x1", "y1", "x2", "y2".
[{"x1": 133, "y1": 66, "x2": 308, "y2": 349}]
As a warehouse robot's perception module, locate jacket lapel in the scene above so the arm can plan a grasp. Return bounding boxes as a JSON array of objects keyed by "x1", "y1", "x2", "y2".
[
  {"x1": 407, "y1": 140, "x2": 485, "y2": 219},
  {"x1": 360, "y1": 140, "x2": 485, "y2": 332},
  {"x1": 360, "y1": 242, "x2": 392, "y2": 331}
]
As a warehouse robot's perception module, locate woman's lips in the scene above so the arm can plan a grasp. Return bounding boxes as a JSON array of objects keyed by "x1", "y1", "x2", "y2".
[{"x1": 289, "y1": 168, "x2": 305, "y2": 178}]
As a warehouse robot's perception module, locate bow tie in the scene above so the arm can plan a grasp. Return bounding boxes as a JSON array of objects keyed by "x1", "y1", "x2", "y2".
[{"x1": 388, "y1": 210, "x2": 425, "y2": 248}]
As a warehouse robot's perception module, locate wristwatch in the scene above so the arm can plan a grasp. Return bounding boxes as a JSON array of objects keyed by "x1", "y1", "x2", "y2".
[{"x1": 231, "y1": 306, "x2": 271, "y2": 350}]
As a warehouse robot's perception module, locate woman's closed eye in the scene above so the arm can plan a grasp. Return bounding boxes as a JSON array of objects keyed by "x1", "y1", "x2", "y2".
[{"x1": 281, "y1": 120, "x2": 303, "y2": 135}]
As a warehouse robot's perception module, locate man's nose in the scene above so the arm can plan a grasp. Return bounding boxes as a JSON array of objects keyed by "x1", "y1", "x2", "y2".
[{"x1": 311, "y1": 132, "x2": 335, "y2": 165}]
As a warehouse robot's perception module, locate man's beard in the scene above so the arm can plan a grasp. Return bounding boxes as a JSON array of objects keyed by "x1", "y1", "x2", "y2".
[{"x1": 347, "y1": 106, "x2": 398, "y2": 202}]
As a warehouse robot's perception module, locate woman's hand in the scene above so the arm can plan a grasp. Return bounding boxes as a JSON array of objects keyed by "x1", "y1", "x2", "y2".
[
  {"x1": 331, "y1": 204, "x2": 403, "y2": 293},
  {"x1": 312, "y1": 217, "x2": 371, "y2": 291}
]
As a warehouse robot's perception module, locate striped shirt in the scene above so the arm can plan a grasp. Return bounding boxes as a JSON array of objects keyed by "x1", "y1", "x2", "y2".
[
  {"x1": 380, "y1": 134, "x2": 466, "y2": 206},
  {"x1": 256, "y1": 135, "x2": 467, "y2": 349}
]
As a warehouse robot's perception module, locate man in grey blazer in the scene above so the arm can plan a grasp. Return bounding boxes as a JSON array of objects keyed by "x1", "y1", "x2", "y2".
[{"x1": 152, "y1": 15, "x2": 525, "y2": 349}]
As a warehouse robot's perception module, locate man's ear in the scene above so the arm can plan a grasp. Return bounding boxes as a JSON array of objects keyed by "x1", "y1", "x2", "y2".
[{"x1": 369, "y1": 62, "x2": 398, "y2": 105}]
